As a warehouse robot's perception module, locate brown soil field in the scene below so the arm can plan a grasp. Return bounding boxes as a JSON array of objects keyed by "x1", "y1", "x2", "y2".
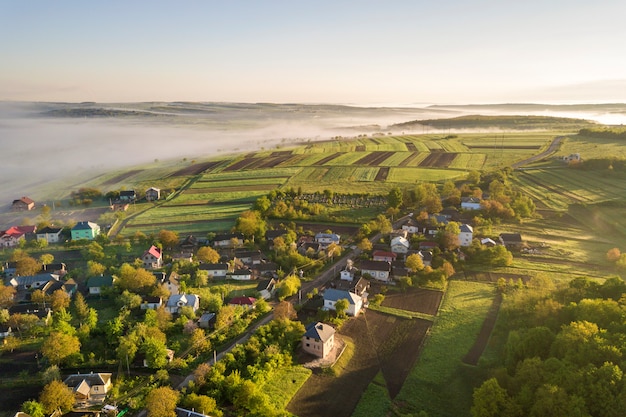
[
  {"x1": 253, "y1": 155, "x2": 293, "y2": 169},
  {"x1": 382, "y1": 288, "x2": 443, "y2": 315},
  {"x1": 314, "y1": 153, "x2": 346, "y2": 166},
  {"x1": 405, "y1": 143, "x2": 418, "y2": 152},
  {"x1": 270, "y1": 151, "x2": 293, "y2": 157},
  {"x1": 355, "y1": 145, "x2": 366, "y2": 152},
  {"x1": 294, "y1": 223, "x2": 360, "y2": 235},
  {"x1": 399, "y1": 152, "x2": 421, "y2": 167},
  {"x1": 170, "y1": 161, "x2": 222, "y2": 177},
  {"x1": 355, "y1": 151, "x2": 395, "y2": 166},
  {"x1": 462, "y1": 293, "x2": 503, "y2": 365},
  {"x1": 222, "y1": 157, "x2": 261, "y2": 172},
  {"x1": 288, "y1": 310, "x2": 432, "y2": 417},
  {"x1": 419, "y1": 152, "x2": 458, "y2": 168},
  {"x1": 102, "y1": 169, "x2": 143, "y2": 186},
  {"x1": 374, "y1": 167, "x2": 389, "y2": 181}
]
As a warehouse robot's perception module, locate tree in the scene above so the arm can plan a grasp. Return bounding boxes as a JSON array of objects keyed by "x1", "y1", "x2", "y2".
[
  {"x1": 182, "y1": 393, "x2": 220, "y2": 417},
  {"x1": 142, "y1": 337, "x2": 169, "y2": 369},
  {"x1": 73, "y1": 292, "x2": 89, "y2": 322},
  {"x1": 118, "y1": 290, "x2": 142, "y2": 310},
  {"x1": 39, "y1": 253, "x2": 54, "y2": 265},
  {"x1": 406, "y1": 253, "x2": 424, "y2": 272},
  {"x1": 197, "y1": 246, "x2": 220, "y2": 263},
  {"x1": 335, "y1": 298, "x2": 349, "y2": 318},
  {"x1": 273, "y1": 301, "x2": 297, "y2": 320},
  {"x1": 158, "y1": 229, "x2": 179, "y2": 250},
  {"x1": 471, "y1": 378, "x2": 513, "y2": 417},
  {"x1": 50, "y1": 289, "x2": 70, "y2": 311},
  {"x1": 16, "y1": 256, "x2": 41, "y2": 276},
  {"x1": 276, "y1": 275, "x2": 301, "y2": 300},
  {"x1": 357, "y1": 238, "x2": 373, "y2": 252},
  {"x1": 41, "y1": 332, "x2": 81, "y2": 365},
  {"x1": 606, "y1": 247, "x2": 621, "y2": 262},
  {"x1": 189, "y1": 328, "x2": 210, "y2": 354},
  {"x1": 87, "y1": 260, "x2": 106, "y2": 276},
  {"x1": 0, "y1": 283, "x2": 16, "y2": 308},
  {"x1": 146, "y1": 386, "x2": 179, "y2": 417},
  {"x1": 116, "y1": 264, "x2": 156, "y2": 293},
  {"x1": 235, "y1": 210, "x2": 267, "y2": 241},
  {"x1": 39, "y1": 380, "x2": 75, "y2": 414},
  {"x1": 22, "y1": 400, "x2": 45, "y2": 417},
  {"x1": 387, "y1": 187, "x2": 403, "y2": 209}
]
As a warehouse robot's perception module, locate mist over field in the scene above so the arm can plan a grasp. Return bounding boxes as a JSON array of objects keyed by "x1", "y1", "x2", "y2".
[{"x1": 1, "y1": 101, "x2": 625, "y2": 204}]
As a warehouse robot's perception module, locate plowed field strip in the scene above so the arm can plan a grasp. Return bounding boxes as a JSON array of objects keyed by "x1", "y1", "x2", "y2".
[
  {"x1": 169, "y1": 161, "x2": 223, "y2": 177},
  {"x1": 355, "y1": 151, "x2": 396, "y2": 166},
  {"x1": 419, "y1": 153, "x2": 458, "y2": 168},
  {"x1": 222, "y1": 157, "x2": 261, "y2": 172},
  {"x1": 355, "y1": 145, "x2": 366, "y2": 152},
  {"x1": 399, "y1": 152, "x2": 421, "y2": 167},
  {"x1": 375, "y1": 167, "x2": 389, "y2": 181},
  {"x1": 467, "y1": 145, "x2": 541, "y2": 149},
  {"x1": 314, "y1": 153, "x2": 345, "y2": 165},
  {"x1": 184, "y1": 184, "x2": 277, "y2": 193},
  {"x1": 405, "y1": 143, "x2": 418, "y2": 152}
]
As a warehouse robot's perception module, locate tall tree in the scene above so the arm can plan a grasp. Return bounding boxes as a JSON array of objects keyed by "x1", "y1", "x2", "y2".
[
  {"x1": 406, "y1": 253, "x2": 424, "y2": 272},
  {"x1": 16, "y1": 256, "x2": 41, "y2": 276},
  {"x1": 158, "y1": 229, "x2": 179, "y2": 250},
  {"x1": 41, "y1": 332, "x2": 81, "y2": 365},
  {"x1": 145, "y1": 386, "x2": 179, "y2": 417},
  {"x1": 387, "y1": 187, "x2": 403, "y2": 209},
  {"x1": 335, "y1": 298, "x2": 349, "y2": 318},
  {"x1": 0, "y1": 282, "x2": 16, "y2": 308},
  {"x1": 39, "y1": 380, "x2": 75, "y2": 414},
  {"x1": 196, "y1": 246, "x2": 220, "y2": 263},
  {"x1": 235, "y1": 210, "x2": 267, "y2": 240}
]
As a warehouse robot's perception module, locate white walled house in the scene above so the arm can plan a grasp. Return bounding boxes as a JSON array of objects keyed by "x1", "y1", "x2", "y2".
[
  {"x1": 459, "y1": 224, "x2": 474, "y2": 247},
  {"x1": 323, "y1": 288, "x2": 362, "y2": 316},
  {"x1": 302, "y1": 322, "x2": 335, "y2": 358},
  {"x1": 359, "y1": 260, "x2": 392, "y2": 283},
  {"x1": 390, "y1": 236, "x2": 410, "y2": 254}
]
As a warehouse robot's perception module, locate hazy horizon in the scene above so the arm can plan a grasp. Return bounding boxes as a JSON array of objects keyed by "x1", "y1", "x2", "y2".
[{"x1": 2, "y1": 2, "x2": 626, "y2": 104}]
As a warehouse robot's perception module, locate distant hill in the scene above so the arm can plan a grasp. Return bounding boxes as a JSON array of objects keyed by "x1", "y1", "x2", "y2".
[{"x1": 391, "y1": 114, "x2": 596, "y2": 130}]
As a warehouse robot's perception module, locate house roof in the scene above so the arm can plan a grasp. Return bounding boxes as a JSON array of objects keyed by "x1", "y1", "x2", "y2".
[
  {"x1": 323, "y1": 288, "x2": 360, "y2": 305},
  {"x1": 167, "y1": 294, "x2": 199, "y2": 307},
  {"x1": 37, "y1": 226, "x2": 62, "y2": 235},
  {"x1": 8, "y1": 304, "x2": 51, "y2": 319},
  {"x1": 4, "y1": 225, "x2": 36, "y2": 237},
  {"x1": 256, "y1": 278, "x2": 276, "y2": 291},
  {"x1": 359, "y1": 260, "x2": 391, "y2": 272},
  {"x1": 86, "y1": 275, "x2": 114, "y2": 288},
  {"x1": 315, "y1": 233, "x2": 340, "y2": 241},
  {"x1": 175, "y1": 407, "x2": 212, "y2": 417},
  {"x1": 72, "y1": 221, "x2": 99, "y2": 231},
  {"x1": 460, "y1": 224, "x2": 473, "y2": 233},
  {"x1": 461, "y1": 197, "x2": 481, "y2": 203},
  {"x1": 372, "y1": 250, "x2": 397, "y2": 259},
  {"x1": 120, "y1": 190, "x2": 136, "y2": 197},
  {"x1": 143, "y1": 245, "x2": 162, "y2": 259},
  {"x1": 229, "y1": 268, "x2": 252, "y2": 276},
  {"x1": 213, "y1": 233, "x2": 244, "y2": 241},
  {"x1": 63, "y1": 372, "x2": 112, "y2": 389},
  {"x1": 265, "y1": 229, "x2": 288, "y2": 240},
  {"x1": 199, "y1": 312, "x2": 216, "y2": 322},
  {"x1": 147, "y1": 187, "x2": 161, "y2": 192},
  {"x1": 142, "y1": 296, "x2": 162, "y2": 304},
  {"x1": 390, "y1": 236, "x2": 409, "y2": 247},
  {"x1": 481, "y1": 238, "x2": 497, "y2": 246},
  {"x1": 9, "y1": 273, "x2": 59, "y2": 288},
  {"x1": 229, "y1": 296, "x2": 256, "y2": 306},
  {"x1": 13, "y1": 196, "x2": 35, "y2": 205},
  {"x1": 304, "y1": 322, "x2": 335, "y2": 342},
  {"x1": 199, "y1": 263, "x2": 229, "y2": 271}
]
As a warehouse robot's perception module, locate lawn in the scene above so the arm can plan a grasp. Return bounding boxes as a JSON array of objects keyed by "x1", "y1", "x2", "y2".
[
  {"x1": 392, "y1": 280, "x2": 496, "y2": 417},
  {"x1": 260, "y1": 366, "x2": 313, "y2": 411}
]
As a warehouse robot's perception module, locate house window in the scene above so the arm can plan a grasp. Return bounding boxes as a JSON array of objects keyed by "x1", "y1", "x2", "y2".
[{"x1": 306, "y1": 343, "x2": 310, "y2": 347}]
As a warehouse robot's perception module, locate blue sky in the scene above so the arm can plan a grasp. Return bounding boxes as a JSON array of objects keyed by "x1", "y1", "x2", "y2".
[{"x1": 2, "y1": 0, "x2": 625, "y2": 104}]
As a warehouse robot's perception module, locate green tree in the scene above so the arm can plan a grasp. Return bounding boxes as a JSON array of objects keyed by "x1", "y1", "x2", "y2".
[
  {"x1": 39, "y1": 380, "x2": 75, "y2": 414},
  {"x1": 182, "y1": 393, "x2": 221, "y2": 417},
  {"x1": 357, "y1": 238, "x2": 373, "y2": 252},
  {"x1": 471, "y1": 378, "x2": 514, "y2": 417},
  {"x1": 158, "y1": 229, "x2": 179, "y2": 250},
  {"x1": 406, "y1": 253, "x2": 425, "y2": 272},
  {"x1": 15, "y1": 255, "x2": 41, "y2": 276},
  {"x1": 235, "y1": 210, "x2": 267, "y2": 240},
  {"x1": 276, "y1": 275, "x2": 301, "y2": 300},
  {"x1": 387, "y1": 187, "x2": 403, "y2": 209},
  {"x1": 142, "y1": 337, "x2": 169, "y2": 369},
  {"x1": 335, "y1": 298, "x2": 349, "y2": 318},
  {"x1": 22, "y1": 400, "x2": 45, "y2": 417},
  {"x1": 116, "y1": 264, "x2": 156, "y2": 293},
  {"x1": 39, "y1": 253, "x2": 54, "y2": 265},
  {"x1": 87, "y1": 260, "x2": 106, "y2": 276},
  {"x1": 0, "y1": 282, "x2": 16, "y2": 308},
  {"x1": 41, "y1": 332, "x2": 81, "y2": 366},
  {"x1": 197, "y1": 246, "x2": 220, "y2": 263},
  {"x1": 50, "y1": 289, "x2": 70, "y2": 311},
  {"x1": 146, "y1": 386, "x2": 179, "y2": 417}
]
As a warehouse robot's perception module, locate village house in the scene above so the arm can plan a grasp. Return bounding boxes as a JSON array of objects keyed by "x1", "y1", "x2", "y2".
[
  {"x1": 198, "y1": 312, "x2": 216, "y2": 330},
  {"x1": 461, "y1": 196, "x2": 482, "y2": 210},
  {"x1": 86, "y1": 275, "x2": 115, "y2": 295},
  {"x1": 199, "y1": 263, "x2": 229, "y2": 279},
  {"x1": 401, "y1": 217, "x2": 421, "y2": 234},
  {"x1": 229, "y1": 296, "x2": 257, "y2": 309},
  {"x1": 390, "y1": 236, "x2": 410, "y2": 255},
  {"x1": 372, "y1": 250, "x2": 397, "y2": 263},
  {"x1": 314, "y1": 232, "x2": 340, "y2": 248},
  {"x1": 165, "y1": 294, "x2": 200, "y2": 314},
  {"x1": 213, "y1": 233, "x2": 244, "y2": 248},
  {"x1": 141, "y1": 245, "x2": 163, "y2": 269},
  {"x1": 71, "y1": 221, "x2": 100, "y2": 241},
  {"x1": 228, "y1": 268, "x2": 253, "y2": 281},
  {"x1": 340, "y1": 261, "x2": 357, "y2": 281},
  {"x1": 265, "y1": 229, "x2": 288, "y2": 243},
  {"x1": 9, "y1": 273, "x2": 59, "y2": 292},
  {"x1": 253, "y1": 262, "x2": 279, "y2": 279},
  {"x1": 36, "y1": 226, "x2": 63, "y2": 244},
  {"x1": 119, "y1": 190, "x2": 136, "y2": 202},
  {"x1": 110, "y1": 201, "x2": 129, "y2": 211},
  {"x1": 299, "y1": 241, "x2": 321, "y2": 256},
  {"x1": 323, "y1": 288, "x2": 363, "y2": 316},
  {"x1": 43, "y1": 278, "x2": 77, "y2": 301},
  {"x1": 165, "y1": 271, "x2": 180, "y2": 295},
  {"x1": 41, "y1": 262, "x2": 68, "y2": 277},
  {"x1": 359, "y1": 260, "x2": 392, "y2": 282},
  {"x1": 8, "y1": 303, "x2": 52, "y2": 325},
  {"x1": 12, "y1": 196, "x2": 35, "y2": 211},
  {"x1": 145, "y1": 187, "x2": 161, "y2": 201},
  {"x1": 0, "y1": 225, "x2": 37, "y2": 248},
  {"x1": 481, "y1": 237, "x2": 497, "y2": 247},
  {"x1": 499, "y1": 233, "x2": 523, "y2": 249},
  {"x1": 419, "y1": 241, "x2": 438, "y2": 251},
  {"x1": 459, "y1": 224, "x2": 474, "y2": 247},
  {"x1": 335, "y1": 277, "x2": 370, "y2": 303},
  {"x1": 63, "y1": 372, "x2": 113, "y2": 405},
  {"x1": 256, "y1": 278, "x2": 277, "y2": 300},
  {"x1": 234, "y1": 249, "x2": 265, "y2": 265},
  {"x1": 140, "y1": 296, "x2": 163, "y2": 310},
  {"x1": 0, "y1": 324, "x2": 12, "y2": 339},
  {"x1": 302, "y1": 322, "x2": 335, "y2": 359}
]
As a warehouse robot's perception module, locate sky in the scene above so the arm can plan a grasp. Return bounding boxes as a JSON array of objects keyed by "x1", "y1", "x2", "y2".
[{"x1": 2, "y1": 0, "x2": 626, "y2": 105}]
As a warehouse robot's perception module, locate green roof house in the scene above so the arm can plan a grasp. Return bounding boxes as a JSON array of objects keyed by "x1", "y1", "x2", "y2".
[
  {"x1": 87, "y1": 275, "x2": 115, "y2": 295},
  {"x1": 71, "y1": 221, "x2": 100, "y2": 241}
]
